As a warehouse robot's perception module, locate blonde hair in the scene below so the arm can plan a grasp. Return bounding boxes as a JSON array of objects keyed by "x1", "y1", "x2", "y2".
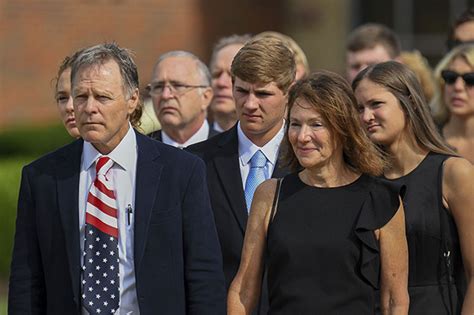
[
  {"x1": 399, "y1": 50, "x2": 436, "y2": 102},
  {"x1": 254, "y1": 31, "x2": 310, "y2": 78},
  {"x1": 431, "y1": 43, "x2": 474, "y2": 126},
  {"x1": 231, "y1": 36, "x2": 296, "y2": 93}
]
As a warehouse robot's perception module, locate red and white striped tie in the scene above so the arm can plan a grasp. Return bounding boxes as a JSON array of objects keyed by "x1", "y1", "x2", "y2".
[
  {"x1": 85, "y1": 156, "x2": 118, "y2": 237},
  {"x1": 82, "y1": 156, "x2": 120, "y2": 314}
]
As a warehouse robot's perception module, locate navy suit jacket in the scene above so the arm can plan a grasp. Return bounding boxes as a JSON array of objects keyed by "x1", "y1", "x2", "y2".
[
  {"x1": 187, "y1": 125, "x2": 288, "y2": 313},
  {"x1": 8, "y1": 131, "x2": 226, "y2": 315}
]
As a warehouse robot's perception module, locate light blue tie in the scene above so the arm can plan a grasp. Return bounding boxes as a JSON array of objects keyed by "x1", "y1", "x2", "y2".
[{"x1": 244, "y1": 150, "x2": 267, "y2": 211}]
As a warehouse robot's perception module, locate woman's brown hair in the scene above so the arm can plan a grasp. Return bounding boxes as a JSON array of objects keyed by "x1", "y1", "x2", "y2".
[
  {"x1": 352, "y1": 61, "x2": 455, "y2": 156},
  {"x1": 281, "y1": 70, "x2": 387, "y2": 176}
]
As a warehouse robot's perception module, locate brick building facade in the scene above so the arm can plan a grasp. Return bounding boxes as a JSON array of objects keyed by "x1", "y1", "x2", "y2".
[{"x1": 0, "y1": 0, "x2": 290, "y2": 128}]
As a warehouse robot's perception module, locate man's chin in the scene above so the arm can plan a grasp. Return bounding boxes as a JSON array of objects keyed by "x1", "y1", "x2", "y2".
[
  {"x1": 211, "y1": 103, "x2": 236, "y2": 115},
  {"x1": 159, "y1": 116, "x2": 182, "y2": 128},
  {"x1": 81, "y1": 131, "x2": 105, "y2": 143},
  {"x1": 240, "y1": 123, "x2": 266, "y2": 135}
]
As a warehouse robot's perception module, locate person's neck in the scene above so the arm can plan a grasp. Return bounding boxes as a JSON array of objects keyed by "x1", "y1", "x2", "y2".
[
  {"x1": 163, "y1": 117, "x2": 205, "y2": 145},
  {"x1": 214, "y1": 112, "x2": 237, "y2": 131},
  {"x1": 443, "y1": 114, "x2": 474, "y2": 139},
  {"x1": 92, "y1": 124, "x2": 130, "y2": 155},
  {"x1": 301, "y1": 157, "x2": 359, "y2": 188},
  {"x1": 384, "y1": 134, "x2": 428, "y2": 179},
  {"x1": 244, "y1": 120, "x2": 284, "y2": 147}
]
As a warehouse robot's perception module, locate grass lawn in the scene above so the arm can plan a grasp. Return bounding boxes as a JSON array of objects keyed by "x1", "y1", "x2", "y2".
[
  {"x1": 0, "y1": 156, "x2": 35, "y2": 315},
  {"x1": 0, "y1": 295, "x2": 5, "y2": 315}
]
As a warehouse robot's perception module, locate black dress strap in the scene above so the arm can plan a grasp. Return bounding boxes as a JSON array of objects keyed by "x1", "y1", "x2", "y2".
[
  {"x1": 258, "y1": 178, "x2": 283, "y2": 315},
  {"x1": 438, "y1": 157, "x2": 455, "y2": 314},
  {"x1": 269, "y1": 178, "x2": 283, "y2": 225}
]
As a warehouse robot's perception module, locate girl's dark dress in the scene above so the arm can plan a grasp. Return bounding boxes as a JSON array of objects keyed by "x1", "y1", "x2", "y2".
[
  {"x1": 385, "y1": 152, "x2": 465, "y2": 314},
  {"x1": 266, "y1": 172, "x2": 403, "y2": 314}
]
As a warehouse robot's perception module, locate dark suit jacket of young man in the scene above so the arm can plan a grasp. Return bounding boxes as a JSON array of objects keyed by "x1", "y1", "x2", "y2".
[
  {"x1": 187, "y1": 124, "x2": 289, "y2": 313},
  {"x1": 8, "y1": 130, "x2": 226, "y2": 315}
]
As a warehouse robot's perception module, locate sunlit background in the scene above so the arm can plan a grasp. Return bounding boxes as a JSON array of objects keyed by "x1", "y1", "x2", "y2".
[{"x1": 0, "y1": 0, "x2": 472, "y2": 312}]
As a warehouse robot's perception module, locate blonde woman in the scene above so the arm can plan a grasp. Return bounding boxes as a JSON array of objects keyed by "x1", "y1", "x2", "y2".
[{"x1": 431, "y1": 43, "x2": 474, "y2": 163}]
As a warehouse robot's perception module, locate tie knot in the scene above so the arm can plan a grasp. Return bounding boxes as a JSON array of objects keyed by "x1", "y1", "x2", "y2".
[
  {"x1": 95, "y1": 156, "x2": 113, "y2": 175},
  {"x1": 250, "y1": 150, "x2": 267, "y2": 168}
]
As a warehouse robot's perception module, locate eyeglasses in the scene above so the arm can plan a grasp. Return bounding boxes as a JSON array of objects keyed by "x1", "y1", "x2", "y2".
[
  {"x1": 441, "y1": 70, "x2": 474, "y2": 87},
  {"x1": 147, "y1": 82, "x2": 209, "y2": 96}
]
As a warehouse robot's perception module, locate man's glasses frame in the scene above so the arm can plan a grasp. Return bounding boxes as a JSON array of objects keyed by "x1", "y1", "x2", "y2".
[
  {"x1": 147, "y1": 81, "x2": 209, "y2": 96},
  {"x1": 441, "y1": 70, "x2": 474, "y2": 87}
]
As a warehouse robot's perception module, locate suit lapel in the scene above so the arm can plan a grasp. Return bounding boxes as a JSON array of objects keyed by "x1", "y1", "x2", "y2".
[
  {"x1": 148, "y1": 130, "x2": 162, "y2": 142},
  {"x1": 56, "y1": 139, "x2": 83, "y2": 306},
  {"x1": 213, "y1": 127, "x2": 248, "y2": 233},
  {"x1": 134, "y1": 131, "x2": 162, "y2": 273},
  {"x1": 208, "y1": 124, "x2": 220, "y2": 139}
]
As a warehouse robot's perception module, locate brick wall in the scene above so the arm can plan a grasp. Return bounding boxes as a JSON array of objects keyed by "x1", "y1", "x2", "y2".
[{"x1": 0, "y1": 0, "x2": 285, "y2": 129}]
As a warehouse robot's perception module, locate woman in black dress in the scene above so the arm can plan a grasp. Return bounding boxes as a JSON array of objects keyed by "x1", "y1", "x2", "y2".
[
  {"x1": 353, "y1": 61, "x2": 474, "y2": 314},
  {"x1": 228, "y1": 71, "x2": 409, "y2": 314}
]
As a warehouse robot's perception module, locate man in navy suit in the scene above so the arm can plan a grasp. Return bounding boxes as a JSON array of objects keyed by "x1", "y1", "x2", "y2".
[
  {"x1": 8, "y1": 43, "x2": 225, "y2": 315},
  {"x1": 188, "y1": 36, "x2": 296, "y2": 313}
]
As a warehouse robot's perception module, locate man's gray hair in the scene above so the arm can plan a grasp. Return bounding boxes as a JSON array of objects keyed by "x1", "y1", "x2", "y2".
[
  {"x1": 71, "y1": 42, "x2": 139, "y2": 98},
  {"x1": 154, "y1": 50, "x2": 211, "y2": 86},
  {"x1": 209, "y1": 34, "x2": 252, "y2": 69}
]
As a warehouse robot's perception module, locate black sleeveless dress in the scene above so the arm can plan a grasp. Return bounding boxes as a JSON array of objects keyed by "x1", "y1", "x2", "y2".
[
  {"x1": 384, "y1": 152, "x2": 465, "y2": 314},
  {"x1": 266, "y1": 172, "x2": 404, "y2": 314}
]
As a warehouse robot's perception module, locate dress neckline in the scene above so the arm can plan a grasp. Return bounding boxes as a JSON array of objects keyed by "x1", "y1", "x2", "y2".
[
  {"x1": 383, "y1": 151, "x2": 432, "y2": 181},
  {"x1": 295, "y1": 171, "x2": 365, "y2": 190}
]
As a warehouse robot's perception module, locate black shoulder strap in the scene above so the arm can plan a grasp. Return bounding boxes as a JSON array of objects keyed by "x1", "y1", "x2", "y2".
[
  {"x1": 265, "y1": 178, "x2": 283, "y2": 247},
  {"x1": 258, "y1": 177, "x2": 283, "y2": 314},
  {"x1": 438, "y1": 157, "x2": 455, "y2": 315},
  {"x1": 269, "y1": 178, "x2": 283, "y2": 225}
]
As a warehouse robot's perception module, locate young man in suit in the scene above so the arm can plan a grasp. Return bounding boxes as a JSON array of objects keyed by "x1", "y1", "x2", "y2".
[
  {"x1": 188, "y1": 36, "x2": 296, "y2": 313},
  {"x1": 147, "y1": 51, "x2": 217, "y2": 148},
  {"x1": 9, "y1": 43, "x2": 225, "y2": 315}
]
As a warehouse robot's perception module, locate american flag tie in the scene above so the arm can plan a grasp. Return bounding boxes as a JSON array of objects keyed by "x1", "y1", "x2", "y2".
[{"x1": 82, "y1": 156, "x2": 120, "y2": 314}]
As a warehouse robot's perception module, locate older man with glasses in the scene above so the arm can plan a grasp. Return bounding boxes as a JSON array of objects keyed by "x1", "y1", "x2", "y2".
[{"x1": 148, "y1": 51, "x2": 218, "y2": 148}]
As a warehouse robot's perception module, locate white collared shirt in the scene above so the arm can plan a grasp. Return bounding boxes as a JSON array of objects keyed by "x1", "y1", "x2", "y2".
[
  {"x1": 237, "y1": 120, "x2": 285, "y2": 189},
  {"x1": 79, "y1": 124, "x2": 139, "y2": 315},
  {"x1": 162, "y1": 120, "x2": 209, "y2": 148},
  {"x1": 213, "y1": 121, "x2": 225, "y2": 133}
]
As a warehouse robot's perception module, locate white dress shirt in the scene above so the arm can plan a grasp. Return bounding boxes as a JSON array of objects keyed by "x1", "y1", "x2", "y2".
[
  {"x1": 237, "y1": 120, "x2": 285, "y2": 189},
  {"x1": 213, "y1": 121, "x2": 225, "y2": 133},
  {"x1": 79, "y1": 125, "x2": 139, "y2": 315},
  {"x1": 162, "y1": 120, "x2": 210, "y2": 148}
]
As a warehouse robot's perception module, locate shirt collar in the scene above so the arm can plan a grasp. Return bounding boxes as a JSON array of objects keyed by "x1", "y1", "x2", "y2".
[
  {"x1": 237, "y1": 120, "x2": 285, "y2": 167},
  {"x1": 212, "y1": 121, "x2": 225, "y2": 133},
  {"x1": 162, "y1": 120, "x2": 209, "y2": 148},
  {"x1": 82, "y1": 124, "x2": 137, "y2": 171}
]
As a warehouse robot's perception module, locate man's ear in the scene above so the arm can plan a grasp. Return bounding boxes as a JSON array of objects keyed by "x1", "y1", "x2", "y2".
[
  {"x1": 201, "y1": 87, "x2": 214, "y2": 111},
  {"x1": 127, "y1": 88, "x2": 140, "y2": 114}
]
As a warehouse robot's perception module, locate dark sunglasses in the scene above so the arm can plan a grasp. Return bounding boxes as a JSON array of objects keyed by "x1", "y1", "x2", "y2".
[{"x1": 441, "y1": 70, "x2": 474, "y2": 87}]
